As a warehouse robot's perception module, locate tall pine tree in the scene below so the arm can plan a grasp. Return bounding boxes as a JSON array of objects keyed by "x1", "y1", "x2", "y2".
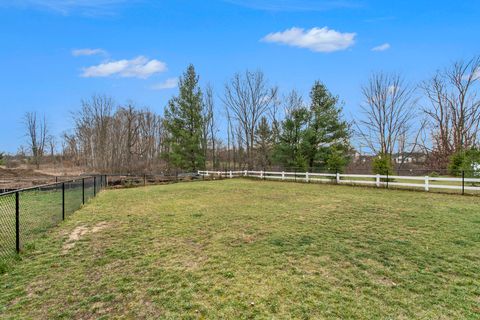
[
  {"x1": 254, "y1": 116, "x2": 273, "y2": 168},
  {"x1": 273, "y1": 106, "x2": 309, "y2": 170},
  {"x1": 302, "y1": 81, "x2": 350, "y2": 171},
  {"x1": 164, "y1": 65, "x2": 205, "y2": 171}
]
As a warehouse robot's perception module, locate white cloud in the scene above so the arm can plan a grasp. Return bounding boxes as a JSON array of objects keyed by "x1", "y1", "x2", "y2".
[
  {"x1": 388, "y1": 85, "x2": 397, "y2": 95},
  {"x1": 150, "y1": 78, "x2": 178, "y2": 90},
  {"x1": 72, "y1": 48, "x2": 107, "y2": 57},
  {"x1": 371, "y1": 43, "x2": 391, "y2": 52},
  {"x1": 224, "y1": 0, "x2": 359, "y2": 11},
  {"x1": 473, "y1": 68, "x2": 480, "y2": 80},
  {"x1": 81, "y1": 56, "x2": 167, "y2": 79},
  {"x1": 1, "y1": 0, "x2": 134, "y2": 15},
  {"x1": 262, "y1": 27, "x2": 356, "y2": 53}
]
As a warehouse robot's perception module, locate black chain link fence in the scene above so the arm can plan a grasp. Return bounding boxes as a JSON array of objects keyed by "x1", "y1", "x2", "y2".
[{"x1": 0, "y1": 175, "x2": 106, "y2": 271}]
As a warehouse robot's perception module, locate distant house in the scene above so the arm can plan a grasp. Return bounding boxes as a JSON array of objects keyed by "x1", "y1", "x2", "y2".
[
  {"x1": 393, "y1": 152, "x2": 427, "y2": 165},
  {"x1": 352, "y1": 152, "x2": 375, "y2": 164}
]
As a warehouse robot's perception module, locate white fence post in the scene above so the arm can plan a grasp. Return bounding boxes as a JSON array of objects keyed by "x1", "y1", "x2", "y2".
[{"x1": 200, "y1": 169, "x2": 480, "y2": 194}]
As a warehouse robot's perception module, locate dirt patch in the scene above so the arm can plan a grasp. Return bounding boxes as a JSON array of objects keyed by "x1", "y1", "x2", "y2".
[
  {"x1": 0, "y1": 167, "x2": 53, "y2": 179},
  {"x1": 62, "y1": 222, "x2": 110, "y2": 253},
  {"x1": 0, "y1": 167, "x2": 56, "y2": 190}
]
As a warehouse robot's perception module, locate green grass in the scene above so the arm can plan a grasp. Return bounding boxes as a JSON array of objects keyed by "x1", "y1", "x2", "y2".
[
  {"x1": 0, "y1": 183, "x2": 94, "y2": 266},
  {"x1": 0, "y1": 179, "x2": 479, "y2": 319}
]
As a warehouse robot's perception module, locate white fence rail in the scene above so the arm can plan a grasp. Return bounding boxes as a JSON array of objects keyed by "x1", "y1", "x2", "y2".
[{"x1": 198, "y1": 170, "x2": 480, "y2": 194}]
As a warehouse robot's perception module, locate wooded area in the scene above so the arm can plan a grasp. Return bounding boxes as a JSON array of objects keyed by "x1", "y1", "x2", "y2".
[{"x1": 7, "y1": 56, "x2": 480, "y2": 176}]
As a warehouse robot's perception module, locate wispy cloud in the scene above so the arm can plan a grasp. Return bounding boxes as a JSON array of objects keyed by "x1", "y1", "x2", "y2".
[
  {"x1": 1, "y1": 0, "x2": 135, "y2": 15},
  {"x1": 471, "y1": 68, "x2": 480, "y2": 80},
  {"x1": 150, "y1": 78, "x2": 178, "y2": 90},
  {"x1": 81, "y1": 56, "x2": 167, "y2": 79},
  {"x1": 262, "y1": 27, "x2": 356, "y2": 53},
  {"x1": 72, "y1": 48, "x2": 107, "y2": 57},
  {"x1": 364, "y1": 16, "x2": 395, "y2": 23},
  {"x1": 371, "y1": 43, "x2": 391, "y2": 52},
  {"x1": 225, "y1": 0, "x2": 360, "y2": 11}
]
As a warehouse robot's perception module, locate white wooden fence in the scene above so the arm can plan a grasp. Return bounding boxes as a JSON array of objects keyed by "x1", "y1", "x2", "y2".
[{"x1": 198, "y1": 170, "x2": 480, "y2": 194}]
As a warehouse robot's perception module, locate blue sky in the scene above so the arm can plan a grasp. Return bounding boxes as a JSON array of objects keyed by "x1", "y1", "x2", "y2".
[{"x1": 0, "y1": 0, "x2": 479, "y2": 153}]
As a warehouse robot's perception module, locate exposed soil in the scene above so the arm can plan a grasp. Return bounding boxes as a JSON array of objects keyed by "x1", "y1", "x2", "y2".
[
  {"x1": 62, "y1": 222, "x2": 109, "y2": 253},
  {"x1": 0, "y1": 166, "x2": 83, "y2": 191},
  {"x1": 0, "y1": 167, "x2": 56, "y2": 190}
]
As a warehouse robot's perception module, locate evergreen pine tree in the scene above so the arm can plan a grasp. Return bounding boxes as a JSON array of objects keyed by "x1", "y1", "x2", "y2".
[
  {"x1": 303, "y1": 81, "x2": 350, "y2": 172},
  {"x1": 254, "y1": 116, "x2": 273, "y2": 168},
  {"x1": 273, "y1": 107, "x2": 309, "y2": 170},
  {"x1": 164, "y1": 65, "x2": 205, "y2": 171}
]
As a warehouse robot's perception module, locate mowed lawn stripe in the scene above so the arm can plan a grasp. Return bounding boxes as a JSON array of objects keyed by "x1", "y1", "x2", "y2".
[{"x1": 0, "y1": 179, "x2": 479, "y2": 319}]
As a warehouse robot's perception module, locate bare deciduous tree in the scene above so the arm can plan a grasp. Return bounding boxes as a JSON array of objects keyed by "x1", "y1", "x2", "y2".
[
  {"x1": 421, "y1": 56, "x2": 480, "y2": 168},
  {"x1": 223, "y1": 70, "x2": 278, "y2": 168},
  {"x1": 67, "y1": 94, "x2": 168, "y2": 173},
  {"x1": 203, "y1": 85, "x2": 217, "y2": 168},
  {"x1": 24, "y1": 112, "x2": 48, "y2": 169},
  {"x1": 356, "y1": 72, "x2": 418, "y2": 157}
]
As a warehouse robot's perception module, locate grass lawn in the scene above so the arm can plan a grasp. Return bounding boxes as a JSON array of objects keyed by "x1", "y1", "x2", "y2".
[
  {"x1": 0, "y1": 182, "x2": 94, "y2": 264},
  {"x1": 0, "y1": 179, "x2": 479, "y2": 319}
]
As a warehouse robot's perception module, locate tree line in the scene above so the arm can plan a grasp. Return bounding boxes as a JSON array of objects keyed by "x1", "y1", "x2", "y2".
[{"x1": 18, "y1": 56, "x2": 480, "y2": 175}]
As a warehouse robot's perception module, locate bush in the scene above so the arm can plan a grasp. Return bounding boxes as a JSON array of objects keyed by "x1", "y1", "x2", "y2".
[
  {"x1": 0, "y1": 152, "x2": 5, "y2": 166},
  {"x1": 429, "y1": 171, "x2": 440, "y2": 177},
  {"x1": 372, "y1": 153, "x2": 394, "y2": 176},
  {"x1": 325, "y1": 149, "x2": 349, "y2": 173},
  {"x1": 448, "y1": 148, "x2": 480, "y2": 177}
]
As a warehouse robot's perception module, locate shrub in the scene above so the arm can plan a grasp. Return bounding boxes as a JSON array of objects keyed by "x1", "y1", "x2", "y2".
[
  {"x1": 448, "y1": 148, "x2": 480, "y2": 177},
  {"x1": 429, "y1": 171, "x2": 440, "y2": 177},
  {"x1": 372, "y1": 153, "x2": 394, "y2": 176},
  {"x1": 325, "y1": 149, "x2": 349, "y2": 173}
]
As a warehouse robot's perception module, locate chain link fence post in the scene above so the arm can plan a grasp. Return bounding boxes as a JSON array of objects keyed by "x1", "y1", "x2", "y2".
[
  {"x1": 62, "y1": 182, "x2": 65, "y2": 220},
  {"x1": 15, "y1": 191, "x2": 20, "y2": 254}
]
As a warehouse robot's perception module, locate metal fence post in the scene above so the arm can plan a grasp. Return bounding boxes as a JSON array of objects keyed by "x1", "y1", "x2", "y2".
[
  {"x1": 462, "y1": 170, "x2": 465, "y2": 195},
  {"x1": 386, "y1": 172, "x2": 389, "y2": 189},
  {"x1": 94, "y1": 176, "x2": 97, "y2": 196},
  {"x1": 82, "y1": 178, "x2": 85, "y2": 205},
  {"x1": 144, "y1": 174, "x2": 146, "y2": 186},
  {"x1": 62, "y1": 182, "x2": 65, "y2": 220},
  {"x1": 15, "y1": 191, "x2": 20, "y2": 253}
]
